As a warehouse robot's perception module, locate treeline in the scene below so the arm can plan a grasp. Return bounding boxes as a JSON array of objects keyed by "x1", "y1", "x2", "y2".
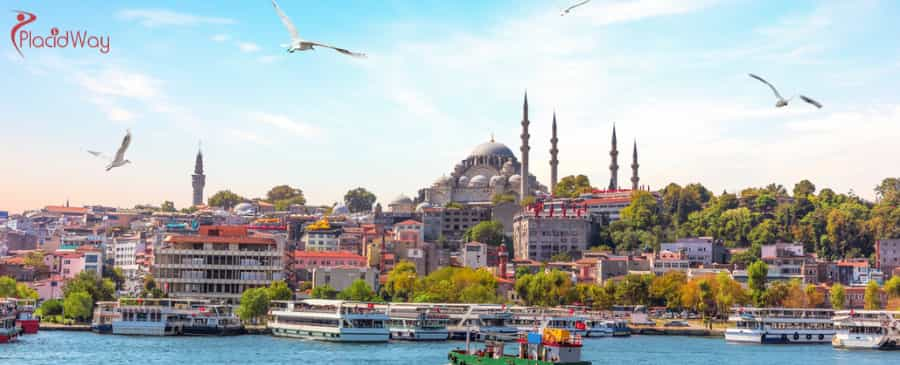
[
  {"x1": 592, "y1": 177, "x2": 900, "y2": 263},
  {"x1": 382, "y1": 262, "x2": 500, "y2": 303}
]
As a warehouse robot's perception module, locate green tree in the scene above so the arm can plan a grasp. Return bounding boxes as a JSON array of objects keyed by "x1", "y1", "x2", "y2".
[
  {"x1": 830, "y1": 283, "x2": 846, "y2": 309},
  {"x1": 864, "y1": 280, "x2": 881, "y2": 310},
  {"x1": 16, "y1": 283, "x2": 39, "y2": 300},
  {"x1": 344, "y1": 187, "x2": 377, "y2": 213},
  {"x1": 749, "y1": 219, "x2": 778, "y2": 246},
  {"x1": 23, "y1": 251, "x2": 47, "y2": 270},
  {"x1": 38, "y1": 299, "x2": 64, "y2": 316},
  {"x1": 209, "y1": 190, "x2": 245, "y2": 210},
  {"x1": 339, "y1": 280, "x2": 379, "y2": 301},
  {"x1": 514, "y1": 266, "x2": 531, "y2": 279},
  {"x1": 793, "y1": 180, "x2": 816, "y2": 198},
  {"x1": 311, "y1": 285, "x2": 339, "y2": 299},
  {"x1": 0, "y1": 276, "x2": 16, "y2": 297},
  {"x1": 875, "y1": 177, "x2": 900, "y2": 204},
  {"x1": 160, "y1": 200, "x2": 176, "y2": 212},
  {"x1": 747, "y1": 261, "x2": 768, "y2": 307},
  {"x1": 237, "y1": 287, "x2": 270, "y2": 322},
  {"x1": 515, "y1": 270, "x2": 576, "y2": 307},
  {"x1": 104, "y1": 266, "x2": 126, "y2": 290},
  {"x1": 266, "y1": 185, "x2": 305, "y2": 202},
  {"x1": 615, "y1": 274, "x2": 654, "y2": 306},
  {"x1": 491, "y1": 193, "x2": 517, "y2": 205},
  {"x1": 266, "y1": 281, "x2": 293, "y2": 301},
  {"x1": 63, "y1": 291, "x2": 94, "y2": 321},
  {"x1": 554, "y1": 175, "x2": 593, "y2": 198},
  {"x1": 383, "y1": 261, "x2": 418, "y2": 302},
  {"x1": 885, "y1": 277, "x2": 900, "y2": 299},
  {"x1": 620, "y1": 191, "x2": 662, "y2": 231},
  {"x1": 550, "y1": 252, "x2": 573, "y2": 262},
  {"x1": 63, "y1": 271, "x2": 115, "y2": 303},
  {"x1": 650, "y1": 271, "x2": 687, "y2": 309},
  {"x1": 462, "y1": 220, "x2": 506, "y2": 246}
]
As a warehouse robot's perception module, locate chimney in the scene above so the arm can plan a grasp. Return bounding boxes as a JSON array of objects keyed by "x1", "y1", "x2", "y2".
[{"x1": 498, "y1": 244, "x2": 508, "y2": 279}]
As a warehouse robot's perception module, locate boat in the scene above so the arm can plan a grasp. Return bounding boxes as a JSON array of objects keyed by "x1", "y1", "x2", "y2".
[
  {"x1": 448, "y1": 328, "x2": 591, "y2": 365},
  {"x1": 725, "y1": 307, "x2": 834, "y2": 344},
  {"x1": 832, "y1": 310, "x2": 900, "y2": 350},
  {"x1": 13, "y1": 299, "x2": 39, "y2": 334},
  {"x1": 442, "y1": 304, "x2": 518, "y2": 341},
  {"x1": 583, "y1": 319, "x2": 621, "y2": 337},
  {"x1": 507, "y1": 308, "x2": 589, "y2": 337},
  {"x1": 385, "y1": 304, "x2": 450, "y2": 341},
  {"x1": 268, "y1": 299, "x2": 390, "y2": 342},
  {"x1": 110, "y1": 298, "x2": 243, "y2": 336},
  {"x1": 91, "y1": 301, "x2": 120, "y2": 334},
  {"x1": 1, "y1": 299, "x2": 19, "y2": 343}
]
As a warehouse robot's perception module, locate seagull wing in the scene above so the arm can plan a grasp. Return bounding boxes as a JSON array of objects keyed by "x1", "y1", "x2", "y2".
[
  {"x1": 86, "y1": 150, "x2": 107, "y2": 158},
  {"x1": 112, "y1": 129, "x2": 132, "y2": 163},
  {"x1": 748, "y1": 73, "x2": 784, "y2": 100},
  {"x1": 563, "y1": 0, "x2": 591, "y2": 13},
  {"x1": 271, "y1": 0, "x2": 300, "y2": 42},
  {"x1": 309, "y1": 41, "x2": 367, "y2": 58},
  {"x1": 798, "y1": 95, "x2": 823, "y2": 109}
]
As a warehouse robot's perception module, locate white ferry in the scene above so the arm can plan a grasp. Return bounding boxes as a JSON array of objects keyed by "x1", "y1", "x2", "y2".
[
  {"x1": 583, "y1": 319, "x2": 623, "y2": 337},
  {"x1": 507, "y1": 307, "x2": 588, "y2": 336},
  {"x1": 0, "y1": 299, "x2": 19, "y2": 344},
  {"x1": 268, "y1": 299, "x2": 390, "y2": 342},
  {"x1": 110, "y1": 298, "x2": 243, "y2": 336},
  {"x1": 385, "y1": 304, "x2": 450, "y2": 341},
  {"x1": 832, "y1": 310, "x2": 900, "y2": 350},
  {"x1": 91, "y1": 301, "x2": 121, "y2": 334},
  {"x1": 725, "y1": 307, "x2": 834, "y2": 344},
  {"x1": 434, "y1": 304, "x2": 518, "y2": 341}
]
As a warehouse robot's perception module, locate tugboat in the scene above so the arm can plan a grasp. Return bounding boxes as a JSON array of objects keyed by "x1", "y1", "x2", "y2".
[
  {"x1": 15, "y1": 299, "x2": 40, "y2": 334},
  {"x1": 448, "y1": 328, "x2": 591, "y2": 365}
]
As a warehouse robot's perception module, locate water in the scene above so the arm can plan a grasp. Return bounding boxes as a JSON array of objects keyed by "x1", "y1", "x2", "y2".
[{"x1": 3, "y1": 332, "x2": 900, "y2": 365}]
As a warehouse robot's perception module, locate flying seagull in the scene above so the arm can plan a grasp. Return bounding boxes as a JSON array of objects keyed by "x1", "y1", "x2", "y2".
[
  {"x1": 271, "y1": 0, "x2": 366, "y2": 58},
  {"x1": 104, "y1": 129, "x2": 132, "y2": 171},
  {"x1": 748, "y1": 73, "x2": 823, "y2": 109},
  {"x1": 561, "y1": 0, "x2": 591, "y2": 16},
  {"x1": 86, "y1": 150, "x2": 106, "y2": 158}
]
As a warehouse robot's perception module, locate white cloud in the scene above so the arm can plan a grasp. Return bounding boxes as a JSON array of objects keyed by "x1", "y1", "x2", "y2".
[
  {"x1": 578, "y1": 0, "x2": 720, "y2": 25},
  {"x1": 237, "y1": 42, "x2": 261, "y2": 53},
  {"x1": 249, "y1": 112, "x2": 322, "y2": 138},
  {"x1": 74, "y1": 68, "x2": 162, "y2": 101},
  {"x1": 117, "y1": 9, "x2": 235, "y2": 27},
  {"x1": 227, "y1": 128, "x2": 270, "y2": 145},
  {"x1": 211, "y1": 34, "x2": 230, "y2": 42}
]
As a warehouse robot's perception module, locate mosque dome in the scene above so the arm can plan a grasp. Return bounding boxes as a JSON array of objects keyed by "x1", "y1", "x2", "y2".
[
  {"x1": 391, "y1": 194, "x2": 413, "y2": 205},
  {"x1": 489, "y1": 175, "x2": 507, "y2": 187},
  {"x1": 332, "y1": 204, "x2": 350, "y2": 215},
  {"x1": 434, "y1": 175, "x2": 450, "y2": 186},
  {"x1": 233, "y1": 202, "x2": 255, "y2": 215},
  {"x1": 508, "y1": 174, "x2": 522, "y2": 186},
  {"x1": 469, "y1": 141, "x2": 515, "y2": 159},
  {"x1": 458, "y1": 176, "x2": 469, "y2": 186},
  {"x1": 469, "y1": 175, "x2": 489, "y2": 187},
  {"x1": 415, "y1": 202, "x2": 433, "y2": 212}
]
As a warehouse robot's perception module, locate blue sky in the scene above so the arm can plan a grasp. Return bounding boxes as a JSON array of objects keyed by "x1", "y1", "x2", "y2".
[{"x1": 2, "y1": 0, "x2": 900, "y2": 213}]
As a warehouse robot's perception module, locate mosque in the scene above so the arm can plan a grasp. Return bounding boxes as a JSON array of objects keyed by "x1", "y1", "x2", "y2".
[{"x1": 413, "y1": 93, "x2": 641, "y2": 209}]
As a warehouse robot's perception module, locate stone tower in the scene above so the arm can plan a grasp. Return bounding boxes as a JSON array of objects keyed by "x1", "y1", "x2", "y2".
[
  {"x1": 192, "y1": 145, "x2": 205, "y2": 206},
  {"x1": 549, "y1": 111, "x2": 559, "y2": 193},
  {"x1": 631, "y1": 140, "x2": 640, "y2": 190},
  {"x1": 520, "y1": 92, "x2": 531, "y2": 202},
  {"x1": 608, "y1": 124, "x2": 619, "y2": 190}
]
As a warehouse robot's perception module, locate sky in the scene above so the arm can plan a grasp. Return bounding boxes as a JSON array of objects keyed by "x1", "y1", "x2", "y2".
[{"x1": 1, "y1": 0, "x2": 899, "y2": 214}]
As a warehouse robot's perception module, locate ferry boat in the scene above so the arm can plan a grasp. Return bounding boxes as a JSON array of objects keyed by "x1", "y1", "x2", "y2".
[
  {"x1": 268, "y1": 299, "x2": 390, "y2": 342},
  {"x1": 440, "y1": 304, "x2": 518, "y2": 341},
  {"x1": 583, "y1": 319, "x2": 627, "y2": 337},
  {"x1": 507, "y1": 307, "x2": 588, "y2": 337},
  {"x1": 725, "y1": 307, "x2": 834, "y2": 344},
  {"x1": 1, "y1": 299, "x2": 19, "y2": 343},
  {"x1": 91, "y1": 301, "x2": 120, "y2": 334},
  {"x1": 832, "y1": 310, "x2": 900, "y2": 350},
  {"x1": 385, "y1": 304, "x2": 450, "y2": 341},
  {"x1": 448, "y1": 328, "x2": 591, "y2": 365},
  {"x1": 14, "y1": 299, "x2": 39, "y2": 334},
  {"x1": 110, "y1": 298, "x2": 243, "y2": 336}
]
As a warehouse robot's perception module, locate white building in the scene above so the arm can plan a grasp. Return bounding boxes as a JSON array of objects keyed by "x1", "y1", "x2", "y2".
[
  {"x1": 113, "y1": 236, "x2": 141, "y2": 278},
  {"x1": 302, "y1": 228, "x2": 341, "y2": 252},
  {"x1": 462, "y1": 242, "x2": 489, "y2": 269},
  {"x1": 660, "y1": 237, "x2": 726, "y2": 266}
]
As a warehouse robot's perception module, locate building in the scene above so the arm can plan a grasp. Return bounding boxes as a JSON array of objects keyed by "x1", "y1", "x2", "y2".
[
  {"x1": 593, "y1": 255, "x2": 650, "y2": 284},
  {"x1": 512, "y1": 209, "x2": 591, "y2": 262},
  {"x1": 292, "y1": 250, "x2": 367, "y2": 281},
  {"x1": 191, "y1": 147, "x2": 206, "y2": 206},
  {"x1": 660, "y1": 237, "x2": 726, "y2": 266},
  {"x1": 301, "y1": 219, "x2": 342, "y2": 252},
  {"x1": 416, "y1": 93, "x2": 547, "y2": 206},
  {"x1": 112, "y1": 236, "x2": 140, "y2": 278},
  {"x1": 650, "y1": 250, "x2": 690, "y2": 275},
  {"x1": 761, "y1": 242, "x2": 804, "y2": 258},
  {"x1": 420, "y1": 206, "x2": 492, "y2": 244},
  {"x1": 388, "y1": 195, "x2": 415, "y2": 214},
  {"x1": 836, "y1": 259, "x2": 883, "y2": 286},
  {"x1": 311, "y1": 266, "x2": 379, "y2": 292},
  {"x1": 153, "y1": 225, "x2": 284, "y2": 303},
  {"x1": 393, "y1": 219, "x2": 424, "y2": 245},
  {"x1": 877, "y1": 239, "x2": 900, "y2": 278},
  {"x1": 461, "y1": 241, "x2": 494, "y2": 269}
]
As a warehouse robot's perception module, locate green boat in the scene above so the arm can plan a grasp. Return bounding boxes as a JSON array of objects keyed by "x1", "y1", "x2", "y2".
[{"x1": 448, "y1": 329, "x2": 591, "y2": 365}]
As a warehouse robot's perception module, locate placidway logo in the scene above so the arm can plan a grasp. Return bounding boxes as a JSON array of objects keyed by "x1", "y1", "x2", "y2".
[{"x1": 11, "y1": 10, "x2": 110, "y2": 58}]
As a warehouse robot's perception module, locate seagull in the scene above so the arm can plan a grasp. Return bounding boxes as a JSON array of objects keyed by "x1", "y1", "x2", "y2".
[
  {"x1": 748, "y1": 73, "x2": 823, "y2": 109},
  {"x1": 86, "y1": 150, "x2": 106, "y2": 158},
  {"x1": 271, "y1": 0, "x2": 366, "y2": 58},
  {"x1": 103, "y1": 129, "x2": 132, "y2": 171},
  {"x1": 561, "y1": 0, "x2": 591, "y2": 16}
]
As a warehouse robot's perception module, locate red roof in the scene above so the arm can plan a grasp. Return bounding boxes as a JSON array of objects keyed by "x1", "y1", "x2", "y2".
[
  {"x1": 837, "y1": 260, "x2": 869, "y2": 268},
  {"x1": 582, "y1": 197, "x2": 632, "y2": 205},
  {"x1": 165, "y1": 235, "x2": 275, "y2": 245},
  {"x1": 396, "y1": 219, "x2": 422, "y2": 226},
  {"x1": 45, "y1": 206, "x2": 89, "y2": 214},
  {"x1": 293, "y1": 250, "x2": 365, "y2": 260}
]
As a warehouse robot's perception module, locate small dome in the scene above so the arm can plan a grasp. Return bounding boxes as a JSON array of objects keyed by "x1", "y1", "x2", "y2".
[
  {"x1": 458, "y1": 176, "x2": 469, "y2": 186},
  {"x1": 233, "y1": 202, "x2": 255, "y2": 214},
  {"x1": 434, "y1": 175, "x2": 450, "y2": 186},
  {"x1": 332, "y1": 204, "x2": 350, "y2": 215},
  {"x1": 470, "y1": 141, "x2": 515, "y2": 159},
  {"x1": 501, "y1": 160, "x2": 516, "y2": 176},
  {"x1": 469, "y1": 175, "x2": 489, "y2": 187},
  {"x1": 489, "y1": 175, "x2": 507, "y2": 187},
  {"x1": 508, "y1": 174, "x2": 522, "y2": 185},
  {"x1": 415, "y1": 202, "x2": 433, "y2": 212},
  {"x1": 391, "y1": 194, "x2": 413, "y2": 205}
]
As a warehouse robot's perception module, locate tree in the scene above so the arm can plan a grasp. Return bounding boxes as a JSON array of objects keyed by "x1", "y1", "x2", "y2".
[
  {"x1": 104, "y1": 266, "x2": 126, "y2": 290},
  {"x1": 864, "y1": 280, "x2": 881, "y2": 310},
  {"x1": 830, "y1": 283, "x2": 846, "y2": 309},
  {"x1": 615, "y1": 274, "x2": 654, "y2": 306},
  {"x1": 550, "y1": 252, "x2": 573, "y2": 262},
  {"x1": 23, "y1": 251, "x2": 47, "y2": 271},
  {"x1": 514, "y1": 266, "x2": 531, "y2": 279},
  {"x1": 63, "y1": 271, "x2": 115, "y2": 303},
  {"x1": 885, "y1": 277, "x2": 900, "y2": 299},
  {"x1": 63, "y1": 291, "x2": 94, "y2": 321},
  {"x1": 267, "y1": 185, "x2": 304, "y2": 202},
  {"x1": 462, "y1": 220, "x2": 506, "y2": 246},
  {"x1": 793, "y1": 180, "x2": 816, "y2": 198},
  {"x1": 209, "y1": 190, "x2": 245, "y2": 210},
  {"x1": 237, "y1": 287, "x2": 270, "y2": 322},
  {"x1": 38, "y1": 299, "x2": 64, "y2": 316},
  {"x1": 0, "y1": 276, "x2": 16, "y2": 297},
  {"x1": 413, "y1": 267, "x2": 498, "y2": 303},
  {"x1": 16, "y1": 283, "x2": 38, "y2": 300},
  {"x1": 747, "y1": 261, "x2": 768, "y2": 307},
  {"x1": 554, "y1": 175, "x2": 593, "y2": 198},
  {"x1": 160, "y1": 200, "x2": 176, "y2": 212},
  {"x1": 491, "y1": 193, "x2": 517, "y2": 205},
  {"x1": 875, "y1": 177, "x2": 900, "y2": 204},
  {"x1": 339, "y1": 280, "x2": 379, "y2": 301},
  {"x1": 620, "y1": 191, "x2": 662, "y2": 231},
  {"x1": 311, "y1": 285, "x2": 338, "y2": 299},
  {"x1": 383, "y1": 261, "x2": 418, "y2": 302},
  {"x1": 650, "y1": 271, "x2": 687, "y2": 309},
  {"x1": 266, "y1": 281, "x2": 293, "y2": 301},
  {"x1": 344, "y1": 187, "x2": 377, "y2": 213},
  {"x1": 515, "y1": 270, "x2": 576, "y2": 307}
]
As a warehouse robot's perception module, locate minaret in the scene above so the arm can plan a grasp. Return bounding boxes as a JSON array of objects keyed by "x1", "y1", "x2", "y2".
[
  {"x1": 608, "y1": 124, "x2": 619, "y2": 190},
  {"x1": 191, "y1": 144, "x2": 206, "y2": 206},
  {"x1": 631, "y1": 139, "x2": 640, "y2": 190},
  {"x1": 549, "y1": 111, "x2": 559, "y2": 193},
  {"x1": 520, "y1": 92, "x2": 531, "y2": 202}
]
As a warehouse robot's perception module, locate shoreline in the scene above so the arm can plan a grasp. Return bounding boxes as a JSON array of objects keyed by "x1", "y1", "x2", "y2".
[{"x1": 628, "y1": 325, "x2": 725, "y2": 337}]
